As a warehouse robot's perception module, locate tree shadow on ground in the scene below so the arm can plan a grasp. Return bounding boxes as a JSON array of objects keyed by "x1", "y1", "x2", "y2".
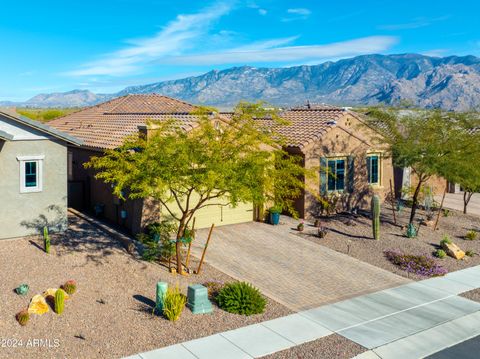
[
  {"x1": 328, "y1": 227, "x2": 372, "y2": 240},
  {"x1": 33, "y1": 214, "x2": 131, "y2": 266}
]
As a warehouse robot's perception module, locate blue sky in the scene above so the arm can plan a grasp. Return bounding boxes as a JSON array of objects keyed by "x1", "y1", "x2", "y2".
[{"x1": 1, "y1": 0, "x2": 479, "y2": 101}]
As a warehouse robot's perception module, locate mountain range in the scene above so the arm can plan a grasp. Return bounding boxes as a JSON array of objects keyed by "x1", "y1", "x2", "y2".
[{"x1": 4, "y1": 53, "x2": 480, "y2": 111}]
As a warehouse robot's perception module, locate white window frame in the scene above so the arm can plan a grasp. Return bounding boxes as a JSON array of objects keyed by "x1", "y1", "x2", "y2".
[{"x1": 17, "y1": 155, "x2": 44, "y2": 193}]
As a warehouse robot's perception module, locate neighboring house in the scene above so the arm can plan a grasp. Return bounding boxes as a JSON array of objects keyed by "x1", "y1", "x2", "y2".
[
  {"x1": 238, "y1": 104, "x2": 395, "y2": 219},
  {"x1": 48, "y1": 94, "x2": 257, "y2": 234},
  {"x1": 0, "y1": 111, "x2": 82, "y2": 239}
]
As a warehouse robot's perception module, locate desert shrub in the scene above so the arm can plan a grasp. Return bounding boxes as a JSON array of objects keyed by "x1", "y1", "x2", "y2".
[
  {"x1": 440, "y1": 235, "x2": 452, "y2": 246},
  {"x1": 217, "y1": 282, "x2": 266, "y2": 315},
  {"x1": 163, "y1": 286, "x2": 186, "y2": 322},
  {"x1": 466, "y1": 250, "x2": 476, "y2": 257},
  {"x1": 434, "y1": 249, "x2": 446, "y2": 259},
  {"x1": 203, "y1": 280, "x2": 225, "y2": 300},
  {"x1": 137, "y1": 220, "x2": 178, "y2": 262},
  {"x1": 465, "y1": 230, "x2": 478, "y2": 241},
  {"x1": 384, "y1": 250, "x2": 447, "y2": 277},
  {"x1": 442, "y1": 209, "x2": 451, "y2": 217}
]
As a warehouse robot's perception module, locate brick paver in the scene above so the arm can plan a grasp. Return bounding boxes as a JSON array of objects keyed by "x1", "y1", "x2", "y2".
[{"x1": 191, "y1": 218, "x2": 408, "y2": 311}]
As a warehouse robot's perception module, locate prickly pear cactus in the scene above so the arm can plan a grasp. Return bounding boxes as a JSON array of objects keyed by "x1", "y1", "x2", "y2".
[
  {"x1": 371, "y1": 195, "x2": 380, "y2": 240},
  {"x1": 55, "y1": 289, "x2": 65, "y2": 314},
  {"x1": 43, "y1": 226, "x2": 50, "y2": 254}
]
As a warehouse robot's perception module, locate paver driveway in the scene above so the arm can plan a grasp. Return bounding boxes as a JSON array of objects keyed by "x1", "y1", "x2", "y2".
[{"x1": 192, "y1": 218, "x2": 408, "y2": 311}]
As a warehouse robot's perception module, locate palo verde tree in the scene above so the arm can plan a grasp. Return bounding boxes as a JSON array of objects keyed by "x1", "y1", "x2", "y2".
[
  {"x1": 441, "y1": 128, "x2": 480, "y2": 214},
  {"x1": 86, "y1": 103, "x2": 309, "y2": 274},
  {"x1": 367, "y1": 108, "x2": 479, "y2": 225}
]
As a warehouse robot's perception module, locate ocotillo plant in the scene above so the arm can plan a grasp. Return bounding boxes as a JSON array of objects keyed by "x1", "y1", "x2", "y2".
[
  {"x1": 371, "y1": 195, "x2": 380, "y2": 240},
  {"x1": 43, "y1": 226, "x2": 50, "y2": 254},
  {"x1": 55, "y1": 289, "x2": 65, "y2": 314}
]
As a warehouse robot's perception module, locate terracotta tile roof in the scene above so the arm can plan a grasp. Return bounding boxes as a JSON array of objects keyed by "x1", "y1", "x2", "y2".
[
  {"x1": 222, "y1": 105, "x2": 349, "y2": 149},
  {"x1": 48, "y1": 94, "x2": 203, "y2": 150}
]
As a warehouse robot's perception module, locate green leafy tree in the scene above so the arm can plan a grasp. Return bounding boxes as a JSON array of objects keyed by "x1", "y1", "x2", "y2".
[
  {"x1": 367, "y1": 108, "x2": 479, "y2": 225},
  {"x1": 441, "y1": 129, "x2": 480, "y2": 214},
  {"x1": 86, "y1": 103, "x2": 310, "y2": 273}
]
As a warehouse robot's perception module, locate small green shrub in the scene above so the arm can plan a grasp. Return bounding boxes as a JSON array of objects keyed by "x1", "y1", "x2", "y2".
[
  {"x1": 440, "y1": 235, "x2": 452, "y2": 246},
  {"x1": 465, "y1": 231, "x2": 478, "y2": 241},
  {"x1": 466, "y1": 250, "x2": 476, "y2": 257},
  {"x1": 434, "y1": 249, "x2": 446, "y2": 259},
  {"x1": 217, "y1": 282, "x2": 266, "y2": 315},
  {"x1": 163, "y1": 285, "x2": 186, "y2": 321},
  {"x1": 442, "y1": 209, "x2": 451, "y2": 217}
]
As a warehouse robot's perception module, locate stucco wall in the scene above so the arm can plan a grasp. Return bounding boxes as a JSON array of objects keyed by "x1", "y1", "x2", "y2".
[
  {"x1": 0, "y1": 139, "x2": 68, "y2": 239},
  {"x1": 293, "y1": 113, "x2": 394, "y2": 219},
  {"x1": 68, "y1": 147, "x2": 145, "y2": 234}
]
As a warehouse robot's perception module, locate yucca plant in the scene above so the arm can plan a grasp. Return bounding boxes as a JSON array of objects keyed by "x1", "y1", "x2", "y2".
[
  {"x1": 217, "y1": 282, "x2": 266, "y2": 315},
  {"x1": 162, "y1": 285, "x2": 186, "y2": 321}
]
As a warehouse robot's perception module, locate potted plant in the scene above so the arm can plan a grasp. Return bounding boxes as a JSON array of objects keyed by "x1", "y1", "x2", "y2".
[
  {"x1": 269, "y1": 205, "x2": 282, "y2": 225},
  {"x1": 318, "y1": 226, "x2": 328, "y2": 238},
  {"x1": 297, "y1": 220, "x2": 304, "y2": 232}
]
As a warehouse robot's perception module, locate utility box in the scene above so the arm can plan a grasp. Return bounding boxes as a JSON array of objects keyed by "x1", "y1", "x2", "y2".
[{"x1": 187, "y1": 284, "x2": 213, "y2": 314}]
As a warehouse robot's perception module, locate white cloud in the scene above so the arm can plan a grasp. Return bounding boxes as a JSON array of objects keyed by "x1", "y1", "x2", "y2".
[
  {"x1": 258, "y1": 8, "x2": 267, "y2": 15},
  {"x1": 65, "y1": 2, "x2": 233, "y2": 76},
  {"x1": 157, "y1": 36, "x2": 398, "y2": 66},
  {"x1": 282, "y1": 8, "x2": 312, "y2": 22},
  {"x1": 287, "y1": 8, "x2": 311, "y2": 16}
]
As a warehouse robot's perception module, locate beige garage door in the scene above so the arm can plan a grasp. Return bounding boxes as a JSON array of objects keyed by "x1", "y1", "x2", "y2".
[{"x1": 162, "y1": 194, "x2": 254, "y2": 229}]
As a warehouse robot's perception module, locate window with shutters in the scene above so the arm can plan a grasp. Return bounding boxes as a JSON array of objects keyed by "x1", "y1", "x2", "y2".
[
  {"x1": 366, "y1": 154, "x2": 381, "y2": 185},
  {"x1": 327, "y1": 158, "x2": 346, "y2": 192}
]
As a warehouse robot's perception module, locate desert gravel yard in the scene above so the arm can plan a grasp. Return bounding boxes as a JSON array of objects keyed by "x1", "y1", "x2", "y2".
[
  {"x1": 300, "y1": 206, "x2": 480, "y2": 280},
  {"x1": 262, "y1": 334, "x2": 366, "y2": 359},
  {"x1": 0, "y1": 214, "x2": 291, "y2": 359}
]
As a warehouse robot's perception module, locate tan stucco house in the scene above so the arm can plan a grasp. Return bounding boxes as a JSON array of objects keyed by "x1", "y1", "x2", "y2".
[
  {"x1": 249, "y1": 104, "x2": 394, "y2": 219},
  {"x1": 0, "y1": 111, "x2": 82, "y2": 239},
  {"x1": 49, "y1": 95, "x2": 394, "y2": 234}
]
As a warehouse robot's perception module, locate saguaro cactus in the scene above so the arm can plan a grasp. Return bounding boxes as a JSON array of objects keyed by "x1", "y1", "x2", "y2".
[
  {"x1": 55, "y1": 289, "x2": 65, "y2": 314},
  {"x1": 371, "y1": 195, "x2": 380, "y2": 240},
  {"x1": 43, "y1": 226, "x2": 50, "y2": 254}
]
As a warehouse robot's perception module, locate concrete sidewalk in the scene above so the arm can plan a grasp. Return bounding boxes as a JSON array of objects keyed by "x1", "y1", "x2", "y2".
[
  {"x1": 435, "y1": 192, "x2": 480, "y2": 217},
  {"x1": 125, "y1": 266, "x2": 480, "y2": 359}
]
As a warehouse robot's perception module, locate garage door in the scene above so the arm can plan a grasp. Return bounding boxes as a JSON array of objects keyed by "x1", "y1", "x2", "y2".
[{"x1": 162, "y1": 193, "x2": 254, "y2": 229}]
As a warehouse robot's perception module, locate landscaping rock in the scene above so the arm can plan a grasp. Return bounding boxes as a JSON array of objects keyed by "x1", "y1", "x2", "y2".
[
  {"x1": 441, "y1": 242, "x2": 465, "y2": 260},
  {"x1": 28, "y1": 295, "x2": 49, "y2": 315}
]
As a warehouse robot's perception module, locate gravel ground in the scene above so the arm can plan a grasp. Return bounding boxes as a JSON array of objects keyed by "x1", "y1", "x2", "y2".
[
  {"x1": 460, "y1": 288, "x2": 480, "y2": 303},
  {"x1": 295, "y1": 207, "x2": 480, "y2": 281},
  {"x1": 261, "y1": 334, "x2": 366, "y2": 359},
  {"x1": 0, "y1": 214, "x2": 292, "y2": 359}
]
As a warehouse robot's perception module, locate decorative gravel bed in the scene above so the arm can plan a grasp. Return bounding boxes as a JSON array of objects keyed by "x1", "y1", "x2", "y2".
[
  {"x1": 0, "y1": 214, "x2": 292, "y2": 359},
  {"x1": 295, "y1": 207, "x2": 480, "y2": 281},
  {"x1": 460, "y1": 288, "x2": 480, "y2": 303},
  {"x1": 261, "y1": 334, "x2": 366, "y2": 359}
]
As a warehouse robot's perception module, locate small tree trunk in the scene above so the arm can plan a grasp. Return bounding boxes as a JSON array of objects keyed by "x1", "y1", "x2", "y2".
[
  {"x1": 409, "y1": 180, "x2": 423, "y2": 226},
  {"x1": 464, "y1": 192, "x2": 473, "y2": 214},
  {"x1": 176, "y1": 220, "x2": 186, "y2": 274}
]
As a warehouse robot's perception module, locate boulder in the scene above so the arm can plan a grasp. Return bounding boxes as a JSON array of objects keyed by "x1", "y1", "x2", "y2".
[
  {"x1": 28, "y1": 295, "x2": 49, "y2": 315},
  {"x1": 441, "y1": 242, "x2": 465, "y2": 260}
]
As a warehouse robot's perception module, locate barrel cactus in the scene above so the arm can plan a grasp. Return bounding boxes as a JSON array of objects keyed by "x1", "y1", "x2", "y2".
[
  {"x1": 55, "y1": 289, "x2": 66, "y2": 314},
  {"x1": 62, "y1": 280, "x2": 77, "y2": 295},
  {"x1": 371, "y1": 195, "x2": 380, "y2": 240},
  {"x1": 43, "y1": 226, "x2": 50, "y2": 254},
  {"x1": 16, "y1": 309, "x2": 29, "y2": 326}
]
